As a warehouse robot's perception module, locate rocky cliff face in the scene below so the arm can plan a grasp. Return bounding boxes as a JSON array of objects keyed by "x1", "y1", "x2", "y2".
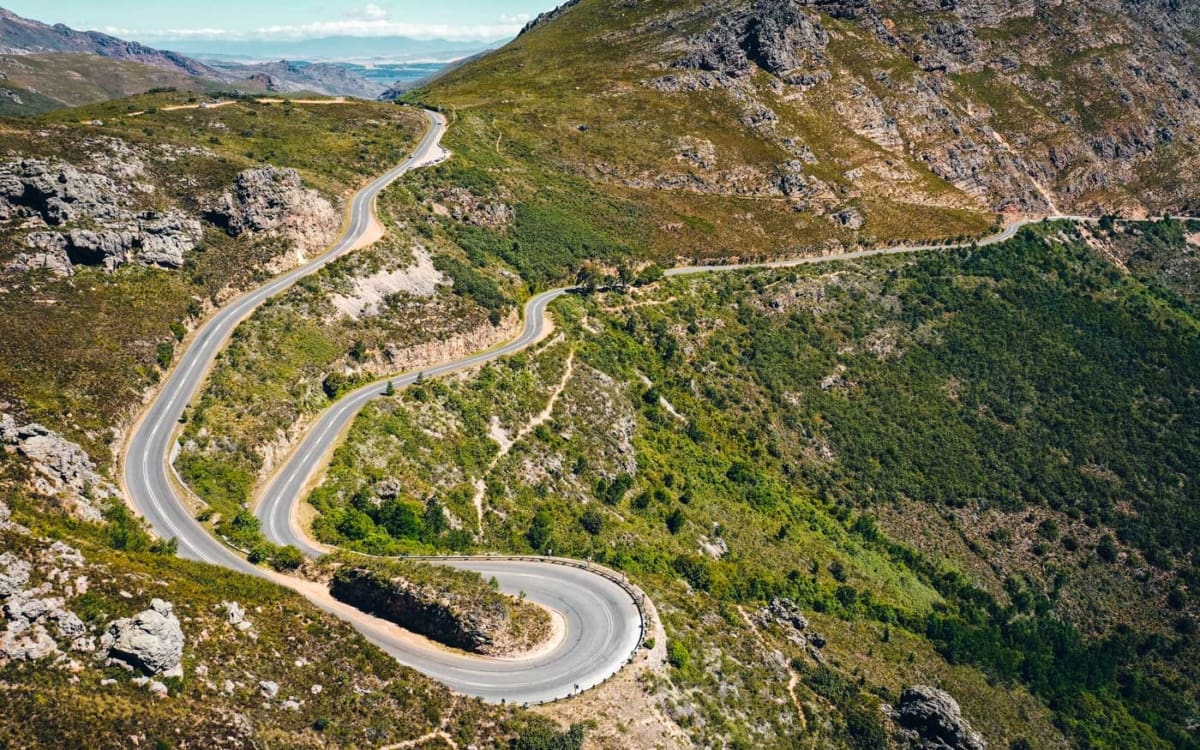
[
  {"x1": 2, "y1": 153, "x2": 340, "y2": 277},
  {"x1": 206, "y1": 167, "x2": 340, "y2": 260},
  {"x1": 655, "y1": 0, "x2": 1200, "y2": 217},
  {"x1": 0, "y1": 157, "x2": 201, "y2": 273},
  {"x1": 487, "y1": 0, "x2": 1200, "y2": 228},
  {"x1": 329, "y1": 565, "x2": 513, "y2": 655}
]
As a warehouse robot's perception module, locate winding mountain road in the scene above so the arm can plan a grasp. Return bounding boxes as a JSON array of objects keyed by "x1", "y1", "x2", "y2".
[
  {"x1": 123, "y1": 105, "x2": 1198, "y2": 704},
  {"x1": 123, "y1": 109, "x2": 643, "y2": 705}
]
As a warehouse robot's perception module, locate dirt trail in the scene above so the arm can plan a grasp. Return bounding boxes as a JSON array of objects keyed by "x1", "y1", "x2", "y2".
[
  {"x1": 737, "y1": 605, "x2": 808, "y2": 727},
  {"x1": 471, "y1": 352, "x2": 576, "y2": 530}
]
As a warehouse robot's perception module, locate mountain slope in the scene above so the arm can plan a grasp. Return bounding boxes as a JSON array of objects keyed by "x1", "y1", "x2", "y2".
[
  {"x1": 209, "y1": 59, "x2": 386, "y2": 99},
  {"x1": 0, "y1": 7, "x2": 221, "y2": 78},
  {"x1": 414, "y1": 0, "x2": 1199, "y2": 264}
]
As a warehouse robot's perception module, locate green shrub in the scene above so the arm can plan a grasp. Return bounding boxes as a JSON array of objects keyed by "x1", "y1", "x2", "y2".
[{"x1": 667, "y1": 640, "x2": 689, "y2": 669}]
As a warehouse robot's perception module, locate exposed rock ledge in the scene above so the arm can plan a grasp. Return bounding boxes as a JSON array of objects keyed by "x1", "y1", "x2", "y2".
[
  {"x1": 891, "y1": 685, "x2": 987, "y2": 750},
  {"x1": 326, "y1": 557, "x2": 551, "y2": 657},
  {"x1": 1, "y1": 158, "x2": 202, "y2": 274}
]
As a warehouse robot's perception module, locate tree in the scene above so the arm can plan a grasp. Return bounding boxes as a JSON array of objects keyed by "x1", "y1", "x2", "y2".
[
  {"x1": 1097, "y1": 534, "x2": 1119, "y2": 563},
  {"x1": 422, "y1": 498, "x2": 448, "y2": 537},
  {"x1": 527, "y1": 509, "x2": 553, "y2": 552},
  {"x1": 1167, "y1": 588, "x2": 1186, "y2": 611},
  {"x1": 337, "y1": 508, "x2": 376, "y2": 541},
  {"x1": 666, "y1": 508, "x2": 686, "y2": 534},
  {"x1": 156, "y1": 341, "x2": 174, "y2": 369},
  {"x1": 377, "y1": 498, "x2": 423, "y2": 539},
  {"x1": 597, "y1": 473, "x2": 633, "y2": 505},
  {"x1": 579, "y1": 507, "x2": 604, "y2": 536},
  {"x1": 636, "y1": 264, "x2": 665, "y2": 286},
  {"x1": 667, "y1": 640, "x2": 689, "y2": 669},
  {"x1": 509, "y1": 722, "x2": 584, "y2": 750},
  {"x1": 271, "y1": 545, "x2": 304, "y2": 571},
  {"x1": 322, "y1": 372, "x2": 350, "y2": 399},
  {"x1": 384, "y1": 380, "x2": 396, "y2": 396},
  {"x1": 350, "y1": 339, "x2": 368, "y2": 362}
]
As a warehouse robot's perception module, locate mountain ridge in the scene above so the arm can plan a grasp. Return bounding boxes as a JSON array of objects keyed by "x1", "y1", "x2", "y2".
[{"x1": 0, "y1": 6, "x2": 384, "y2": 103}]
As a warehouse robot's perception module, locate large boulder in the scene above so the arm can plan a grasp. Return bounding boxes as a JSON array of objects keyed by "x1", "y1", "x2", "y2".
[
  {"x1": 206, "y1": 167, "x2": 339, "y2": 257},
  {"x1": 104, "y1": 598, "x2": 184, "y2": 677},
  {"x1": 895, "y1": 685, "x2": 987, "y2": 750}
]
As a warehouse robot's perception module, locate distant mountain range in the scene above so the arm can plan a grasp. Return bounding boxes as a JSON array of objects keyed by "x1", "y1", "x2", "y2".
[
  {"x1": 0, "y1": 7, "x2": 220, "y2": 79},
  {"x1": 161, "y1": 36, "x2": 503, "y2": 66},
  {"x1": 0, "y1": 6, "x2": 480, "y2": 109}
]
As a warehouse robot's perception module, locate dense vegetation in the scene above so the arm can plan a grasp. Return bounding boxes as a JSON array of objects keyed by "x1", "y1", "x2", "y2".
[{"x1": 309, "y1": 221, "x2": 1200, "y2": 748}]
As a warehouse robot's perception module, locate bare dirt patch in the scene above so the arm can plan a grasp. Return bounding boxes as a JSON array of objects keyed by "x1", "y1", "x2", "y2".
[{"x1": 330, "y1": 245, "x2": 446, "y2": 319}]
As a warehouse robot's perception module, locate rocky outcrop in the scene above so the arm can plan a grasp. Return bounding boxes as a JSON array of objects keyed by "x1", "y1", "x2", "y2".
[
  {"x1": 0, "y1": 158, "x2": 202, "y2": 272},
  {"x1": 431, "y1": 187, "x2": 514, "y2": 230},
  {"x1": 206, "y1": 167, "x2": 339, "y2": 258},
  {"x1": 753, "y1": 597, "x2": 828, "y2": 658},
  {"x1": 519, "y1": 0, "x2": 584, "y2": 36},
  {"x1": 633, "y1": 0, "x2": 1200, "y2": 219},
  {"x1": 0, "y1": 552, "x2": 31, "y2": 599},
  {"x1": 893, "y1": 685, "x2": 987, "y2": 750},
  {"x1": 0, "y1": 539, "x2": 95, "y2": 665},
  {"x1": 104, "y1": 598, "x2": 184, "y2": 677},
  {"x1": 677, "y1": 0, "x2": 830, "y2": 80},
  {"x1": 1, "y1": 413, "x2": 117, "y2": 522},
  {"x1": 330, "y1": 566, "x2": 510, "y2": 654},
  {"x1": 0, "y1": 158, "x2": 122, "y2": 224}
]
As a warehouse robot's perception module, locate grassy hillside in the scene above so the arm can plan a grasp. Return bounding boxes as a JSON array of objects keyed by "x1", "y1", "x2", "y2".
[
  {"x1": 0, "y1": 481, "x2": 585, "y2": 749},
  {"x1": 0, "y1": 54, "x2": 232, "y2": 117},
  {"x1": 0, "y1": 91, "x2": 588, "y2": 748},
  {"x1": 308, "y1": 220, "x2": 1200, "y2": 748}
]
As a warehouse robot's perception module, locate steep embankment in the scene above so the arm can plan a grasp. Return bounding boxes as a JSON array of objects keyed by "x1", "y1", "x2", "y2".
[{"x1": 323, "y1": 556, "x2": 553, "y2": 657}]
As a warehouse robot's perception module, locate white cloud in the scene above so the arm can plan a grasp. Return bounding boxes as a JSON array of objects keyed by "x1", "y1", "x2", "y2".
[
  {"x1": 246, "y1": 19, "x2": 522, "y2": 41},
  {"x1": 358, "y1": 3, "x2": 390, "y2": 22},
  {"x1": 129, "y1": 5, "x2": 524, "y2": 43}
]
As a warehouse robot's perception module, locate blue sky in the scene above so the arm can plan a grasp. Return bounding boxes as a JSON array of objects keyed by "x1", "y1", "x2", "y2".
[{"x1": 5, "y1": 1, "x2": 560, "y2": 42}]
